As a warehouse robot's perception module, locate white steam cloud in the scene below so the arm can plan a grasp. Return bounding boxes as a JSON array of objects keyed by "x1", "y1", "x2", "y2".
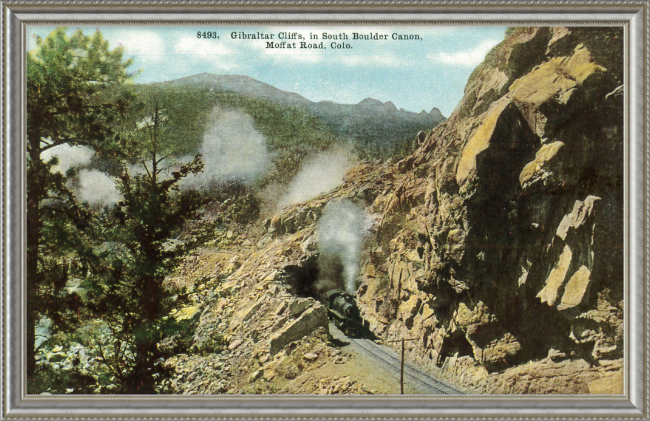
[
  {"x1": 76, "y1": 169, "x2": 122, "y2": 207},
  {"x1": 182, "y1": 107, "x2": 269, "y2": 188},
  {"x1": 40, "y1": 107, "x2": 271, "y2": 205},
  {"x1": 42, "y1": 143, "x2": 94, "y2": 173},
  {"x1": 316, "y1": 200, "x2": 369, "y2": 294},
  {"x1": 279, "y1": 148, "x2": 354, "y2": 209},
  {"x1": 41, "y1": 143, "x2": 121, "y2": 207}
]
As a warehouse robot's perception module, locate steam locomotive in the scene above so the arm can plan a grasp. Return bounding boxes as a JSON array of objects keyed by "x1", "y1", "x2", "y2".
[{"x1": 321, "y1": 289, "x2": 366, "y2": 337}]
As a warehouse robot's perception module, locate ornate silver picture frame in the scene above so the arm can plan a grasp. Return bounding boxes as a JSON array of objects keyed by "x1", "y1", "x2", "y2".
[{"x1": 2, "y1": 0, "x2": 648, "y2": 419}]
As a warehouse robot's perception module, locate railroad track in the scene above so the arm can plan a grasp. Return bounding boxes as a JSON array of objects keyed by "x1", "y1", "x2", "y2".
[{"x1": 350, "y1": 337, "x2": 462, "y2": 395}]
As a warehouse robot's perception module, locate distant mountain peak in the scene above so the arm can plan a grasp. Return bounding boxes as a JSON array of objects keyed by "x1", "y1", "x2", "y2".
[
  {"x1": 358, "y1": 97, "x2": 382, "y2": 105},
  {"x1": 163, "y1": 73, "x2": 312, "y2": 107},
  {"x1": 357, "y1": 97, "x2": 397, "y2": 112},
  {"x1": 428, "y1": 107, "x2": 445, "y2": 122}
]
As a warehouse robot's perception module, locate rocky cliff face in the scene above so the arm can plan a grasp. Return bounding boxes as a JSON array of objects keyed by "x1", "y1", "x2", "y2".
[
  {"x1": 172, "y1": 27, "x2": 624, "y2": 395},
  {"x1": 354, "y1": 26, "x2": 624, "y2": 393}
]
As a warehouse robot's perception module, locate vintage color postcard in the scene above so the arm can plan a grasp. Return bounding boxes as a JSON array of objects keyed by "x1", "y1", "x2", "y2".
[{"x1": 25, "y1": 24, "x2": 624, "y2": 396}]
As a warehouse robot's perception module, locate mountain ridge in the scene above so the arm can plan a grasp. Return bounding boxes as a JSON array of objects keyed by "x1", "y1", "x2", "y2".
[
  {"x1": 150, "y1": 72, "x2": 446, "y2": 158},
  {"x1": 154, "y1": 72, "x2": 445, "y2": 123}
]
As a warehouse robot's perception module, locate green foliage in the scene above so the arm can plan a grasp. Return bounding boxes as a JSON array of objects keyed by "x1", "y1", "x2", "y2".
[
  {"x1": 27, "y1": 28, "x2": 206, "y2": 393},
  {"x1": 126, "y1": 84, "x2": 340, "y2": 183},
  {"x1": 113, "y1": 88, "x2": 208, "y2": 160},
  {"x1": 194, "y1": 332, "x2": 228, "y2": 355},
  {"x1": 27, "y1": 363, "x2": 97, "y2": 395},
  {"x1": 81, "y1": 97, "x2": 206, "y2": 393},
  {"x1": 120, "y1": 78, "x2": 439, "y2": 192},
  {"x1": 26, "y1": 27, "x2": 135, "y2": 380},
  {"x1": 159, "y1": 315, "x2": 201, "y2": 354},
  {"x1": 505, "y1": 27, "x2": 518, "y2": 36},
  {"x1": 27, "y1": 27, "x2": 134, "y2": 151}
]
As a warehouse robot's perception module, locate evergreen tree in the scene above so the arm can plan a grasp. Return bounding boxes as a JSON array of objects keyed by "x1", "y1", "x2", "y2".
[
  {"x1": 87, "y1": 97, "x2": 204, "y2": 393},
  {"x1": 26, "y1": 27, "x2": 133, "y2": 380}
]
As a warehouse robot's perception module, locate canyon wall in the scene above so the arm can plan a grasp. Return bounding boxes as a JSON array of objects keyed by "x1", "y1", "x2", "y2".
[{"x1": 356, "y1": 27, "x2": 624, "y2": 393}]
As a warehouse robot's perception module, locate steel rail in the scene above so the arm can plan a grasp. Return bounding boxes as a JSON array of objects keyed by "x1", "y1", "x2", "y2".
[{"x1": 351, "y1": 338, "x2": 461, "y2": 394}]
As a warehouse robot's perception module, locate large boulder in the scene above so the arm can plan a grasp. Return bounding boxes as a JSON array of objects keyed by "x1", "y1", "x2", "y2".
[{"x1": 269, "y1": 305, "x2": 329, "y2": 355}]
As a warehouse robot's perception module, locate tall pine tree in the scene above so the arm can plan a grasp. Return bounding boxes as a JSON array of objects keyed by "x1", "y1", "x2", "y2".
[
  {"x1": 87, "y1": 97, "x2": 204, "y2": 393},
  {"x1": 26, "y1": 27, "x2": 133, "y2": 380}
]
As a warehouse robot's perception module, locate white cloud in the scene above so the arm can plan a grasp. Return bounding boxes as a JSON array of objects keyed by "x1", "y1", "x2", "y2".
[
  {"x1": 173, "y1": 34, "x2": 236, "y2": 56},
  {"x1": 262, "y1": 48, "x2": 323, "y2": 64},
  {"x1": 432, "y1": 39, "x2": 500, "y2": 67},
  {"x1": 171, "y1": 34, "x2": 242, "y2": 70},
  {"x1": 339, "y1": 54, "x2": 403, "y2": 68},
  {"x1": 112, "y1": 30, "x2": 167, "y2": 63}
]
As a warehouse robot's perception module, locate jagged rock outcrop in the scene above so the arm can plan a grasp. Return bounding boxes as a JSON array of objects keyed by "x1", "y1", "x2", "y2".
[
  {"x1": 171, "y1": 27, "x2": 623, "y2": 395},
  {"x1": 269, "y1": 305, "x2": 328, "y2": 355},
  {"x1": 355, "y1": 27, "x2": 624, "y2": 393}
]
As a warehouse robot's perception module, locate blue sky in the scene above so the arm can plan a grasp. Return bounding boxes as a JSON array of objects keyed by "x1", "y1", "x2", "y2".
[{"x1": 27, "y1": 25, "x2": 507, "y2": 116}]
